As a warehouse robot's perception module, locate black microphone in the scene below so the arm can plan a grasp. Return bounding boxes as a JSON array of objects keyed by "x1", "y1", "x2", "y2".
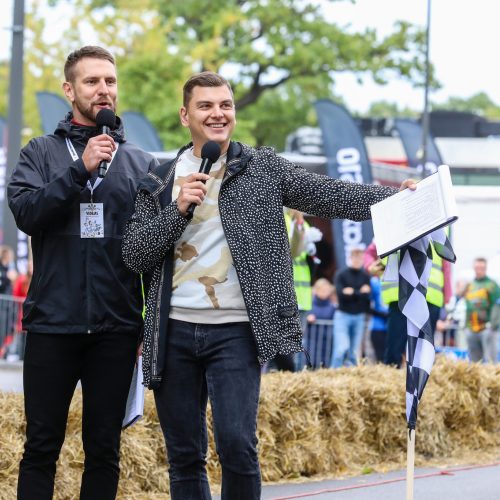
[
  {"x1": 95, "y1": 108, "x2": 116, "y2": 178},
  {"x1": 185, "y1": 140, "x2": 221, "y2": 220}
]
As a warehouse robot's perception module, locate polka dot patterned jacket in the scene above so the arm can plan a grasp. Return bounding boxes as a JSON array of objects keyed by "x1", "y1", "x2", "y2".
[{"x1": 122, "y1": 141, "x2": 397, "y2": 389}]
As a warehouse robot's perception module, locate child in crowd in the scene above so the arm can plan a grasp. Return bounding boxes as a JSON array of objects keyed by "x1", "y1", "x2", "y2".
[{"x1": 305, "y1": 278, "x2": 336, "y2": 368}]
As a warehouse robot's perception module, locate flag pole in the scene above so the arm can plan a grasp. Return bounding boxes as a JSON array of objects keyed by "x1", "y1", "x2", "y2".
[
  {"x1": 419, "y1": 0, "x2": 432, "y2": 176},
  {"x1": 406, "y1": 428, "x2": 415, "y2": 500}
]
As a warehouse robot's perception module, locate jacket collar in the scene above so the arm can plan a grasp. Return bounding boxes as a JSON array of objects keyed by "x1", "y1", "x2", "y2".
[
  {"x1": 174, "y1": 141, "x2": 244, "y2": 162},
  {"x1": 54, "y1": 111, "x2": 126, "y2": 146},
  {"x1": 140, "y1": 140, "x2": 252, "y2": 195}
]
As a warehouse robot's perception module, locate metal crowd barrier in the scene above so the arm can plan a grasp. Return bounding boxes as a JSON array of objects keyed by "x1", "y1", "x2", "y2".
[
  {"x1": 0, "y1": 294, "x2": 25, "y2": 361},
  {"x1": 298, "y1": 319, "x2": 334, "y2": 370}
]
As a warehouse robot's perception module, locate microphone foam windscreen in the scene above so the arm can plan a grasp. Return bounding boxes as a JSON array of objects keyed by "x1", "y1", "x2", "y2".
[
  {"x1": 95, "y1": 108, "x2": 116, "y2": 129},
  {"x1": 201, "y1": 140, "x2": 221, "y2": 163}
]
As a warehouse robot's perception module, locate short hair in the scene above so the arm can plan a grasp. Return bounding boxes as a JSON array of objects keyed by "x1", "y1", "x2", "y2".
[
  {"x1": 474, "y1": 257, "x2": 487, "y2": 265},
  {"x1": 64, "y1": 46, "x2": 115, "y2": 82},
  {"x1": 313, "y1": 278, "x2": 333, "y2": 293},
  {"x1": 350, "y1": 247, "x2": 365, "y2": 257},
  {"x1": 0, "y1": 245, "x2": 14, "y2": 260},
  {"x1": 182, "y1": 71, "x2": 233, "y2": 107}
]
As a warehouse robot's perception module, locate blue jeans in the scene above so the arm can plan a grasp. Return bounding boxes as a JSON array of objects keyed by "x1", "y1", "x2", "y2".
[
  {"x1": 466, "y1": 327, "x2": 497, "y2": 362},
  {"x1": 331, "y1": 311, "x2": 365, "y2": 368},
  {"x1": 154, "y1": 319, "x2": 261, "y2": 500}
]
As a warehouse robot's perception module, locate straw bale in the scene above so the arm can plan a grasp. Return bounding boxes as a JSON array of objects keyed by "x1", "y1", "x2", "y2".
[{"x1": 1, "y1": 357, "x2": 500, "y2": 499}]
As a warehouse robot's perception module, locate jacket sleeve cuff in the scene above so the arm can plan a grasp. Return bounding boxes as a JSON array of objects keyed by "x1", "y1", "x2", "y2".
[{"x1": 71, "y1": 159, "x2": 92, "y2": 187}]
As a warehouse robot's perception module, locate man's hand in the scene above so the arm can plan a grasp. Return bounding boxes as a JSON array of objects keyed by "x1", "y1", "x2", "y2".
[
  {"x1": 289, "y1": 209, "x2": 304, "y2": 226},
  {"x1": 399, "y1": 178, "x2": 418, "y2": 191},
  {"x1": 136, "y1": 342, "x2": 143, "y2": 364},
  {"x1": 307, "y1": 313, "x2": 316, "y2": 323},
  {"x1": 368, "y1": 259, "x2": 385, "y2": 277},
  {"x1": 342, "y1": 287, "x2": 354, "y2": 295},
  {"x1": 176, "y1": 172, "x2": 210, "y2": 217},
  {"x1": 360, "y1": 284, "x2": 371, "y2": 294},
  {"x1": 82, "y1": 134, "x2": 116, "y2": 173}
]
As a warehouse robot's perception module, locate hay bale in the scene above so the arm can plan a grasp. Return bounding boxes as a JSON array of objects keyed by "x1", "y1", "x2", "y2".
[{"x1": 1, "y1": 358, "x2": 500, "y2": 499}]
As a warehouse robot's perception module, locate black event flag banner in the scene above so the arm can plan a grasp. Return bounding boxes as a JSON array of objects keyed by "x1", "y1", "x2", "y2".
[
  {"x1": 393, "y1": 118, "x2": 443, "y2": 176},
  {"x1": 384, "y1": 227, "x2": 456, "y2": 429},
  {"x1": 314, "y1": 99, "x2": 374, "y2": 269}
]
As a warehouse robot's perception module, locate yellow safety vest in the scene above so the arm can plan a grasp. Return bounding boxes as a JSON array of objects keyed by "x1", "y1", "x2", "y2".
[
  {"x1": 381, "y1": 245, "x2": 444, "y2": 307},
  {"x1": 285, "y1": 213, "x2": 313, "y2": 311}
]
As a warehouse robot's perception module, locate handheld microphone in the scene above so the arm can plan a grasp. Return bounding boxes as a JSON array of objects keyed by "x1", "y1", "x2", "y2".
[
  {"x1": 95, "y1": 108, "x2": 116, "y2": 178},
  {"x1": 186, "y1": 140, "x2": 221, "y2": 220}
]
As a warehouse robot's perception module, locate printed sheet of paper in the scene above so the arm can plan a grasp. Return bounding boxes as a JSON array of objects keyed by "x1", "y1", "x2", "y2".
[{"x1": 370, "y1": 165, "x2": 458, "y2": 257}]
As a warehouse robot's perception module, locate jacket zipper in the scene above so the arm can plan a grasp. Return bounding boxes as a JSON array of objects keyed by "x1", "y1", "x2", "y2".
[
  {"x1": 221, "y1": 157, "x2": 240, "y2": 186},
  {"x1": 86, "y1": 238, "x2": 92, "y2": 333},
  {"x1": 151, "y1": 159, "x2": 178, "y2": 380},
  {"x1": 218, "y1": 157, "x2": 262, "y2": 356},
  {"x1": 151, "y1": 262, "x2": 165, "y2": 379}
]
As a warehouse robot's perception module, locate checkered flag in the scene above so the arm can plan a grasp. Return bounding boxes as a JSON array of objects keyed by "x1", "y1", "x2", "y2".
[{"x1": 395, "y1": 228, "x2": 456, "y2": 429}]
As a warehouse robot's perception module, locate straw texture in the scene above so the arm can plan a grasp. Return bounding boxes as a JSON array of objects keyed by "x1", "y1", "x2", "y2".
[{"x1": 1, "y1": 357, "x2": 499, "y2": 499}]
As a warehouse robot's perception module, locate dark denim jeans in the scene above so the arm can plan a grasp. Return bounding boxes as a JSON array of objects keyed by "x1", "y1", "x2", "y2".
[{"x1": 154, "y1": 319, "x2": 261, "y2": 500}]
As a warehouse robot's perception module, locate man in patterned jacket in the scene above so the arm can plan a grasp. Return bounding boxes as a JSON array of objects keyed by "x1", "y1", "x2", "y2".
[{"x1": 122, "y1": 72, "x2": 416, "y2": 500}]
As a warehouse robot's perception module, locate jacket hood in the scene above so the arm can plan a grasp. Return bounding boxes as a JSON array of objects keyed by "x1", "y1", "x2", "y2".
[{"x1": 54, "y1": 111, "x2": 126, "y2": 145}]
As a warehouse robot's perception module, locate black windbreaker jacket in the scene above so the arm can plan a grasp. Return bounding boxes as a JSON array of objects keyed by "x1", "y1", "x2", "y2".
[{"x1": 7, "y1": 113, "x2": 158, "y2": 334}]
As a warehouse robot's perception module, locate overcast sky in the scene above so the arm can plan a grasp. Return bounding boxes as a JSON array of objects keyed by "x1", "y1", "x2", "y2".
[
  {"x1": 2, "y1": 0, "x2": 499, "y2": 114},
  {"x1": 326, "y1": 0, "x2": 500, "y2": 112}
]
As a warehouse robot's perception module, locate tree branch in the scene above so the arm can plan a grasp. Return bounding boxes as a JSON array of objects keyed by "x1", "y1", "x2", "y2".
[{"x1": 235, "y1": 73, "x2": 291, "y2": 109}]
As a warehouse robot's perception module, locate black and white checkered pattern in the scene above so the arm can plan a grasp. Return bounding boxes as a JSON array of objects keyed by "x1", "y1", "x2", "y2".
[{"x1": 386, "y1": 228, "x2": 456, "y2": 430}]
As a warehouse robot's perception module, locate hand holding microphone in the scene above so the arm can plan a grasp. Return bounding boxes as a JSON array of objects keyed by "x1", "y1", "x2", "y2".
[
  {"x1": 96, "y1": 109, "x2": 116, "y2": 178},
  {"x1": 81, "y1": 108, "x2": 116, "y2": 176},
  {"x1": 182, "y1": 141, "x2": 221, "y2": 220}
]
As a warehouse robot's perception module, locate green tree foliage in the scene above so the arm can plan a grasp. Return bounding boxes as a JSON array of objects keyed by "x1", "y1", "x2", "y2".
[
  {"x1": 363, "y1": 93, "x2": 500, "y2": 123},
  {"x1": 366, "y1": 100, "x2": 418, "y2": 119},
  {"x1": 4, "y1": 0, "x2": 430, "y2": 149},
  {"x1": 1, "y1": 0, "x2": 69, "y2": 139},
  {"x1": 0, "y1": 61, "x2": 8, "y2": 118},
  {"x1": 436, "y1": 92, "x2": 500, "y2": 120}
]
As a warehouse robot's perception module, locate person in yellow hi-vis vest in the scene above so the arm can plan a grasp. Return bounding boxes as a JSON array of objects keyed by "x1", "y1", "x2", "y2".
[
  {"x1": 279, "y1": 209, "x2": 322, "y2": 370},
  {"x1": 379, "y1": 243, "x2": 444, "y2": 367}
]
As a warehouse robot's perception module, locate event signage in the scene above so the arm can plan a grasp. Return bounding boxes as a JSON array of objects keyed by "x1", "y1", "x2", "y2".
[
  {"x1": 314, "y1": 99, "x2": 374, "y2": 269},
  {"x1": 393, "y1": 118, "x2": 442, "y2": 177}
]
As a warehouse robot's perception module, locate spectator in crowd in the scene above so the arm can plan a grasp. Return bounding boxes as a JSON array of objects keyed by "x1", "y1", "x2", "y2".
[
  {"x1": 275, "y1": 208, "x2": 323, "y2": 371},
  {"x1": 0, "y1": 245, "x2": 18, "y2": 359},
  {"x1": 122, "y1": 71, "x2": 416, "y2": 499},
  {"x1": 7, "y1": 46, "x2": 157, "y2": 500},
  {"x1": 13, "y1": 259, "x2": 33, "y2": 331},
  {"x1": 306, "y1": 278, "x2": 336, "y2": 368},
  {"x1": 464, "y1": 257, "x2": 500, "y2": 362},
  {"x1": 0, "y1": 259, "x2": 34, "y2": 361},
  {"x1": 367, "y1": 243, "x2": 447, "y2": 368},
  {"x1": 0, "y1": 245, "x2": 18, "y2": 295},
  {"x1": 331, "y1": 248, "x2": 371, "y2": 368},
  {"x1": 367, "y1": 258, "x2": 388, "y2": 362}
]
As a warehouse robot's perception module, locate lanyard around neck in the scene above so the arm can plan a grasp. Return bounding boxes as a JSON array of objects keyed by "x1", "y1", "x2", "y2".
[{"x1": 65, "y1": 137, "x2": 119, "y2": 196}]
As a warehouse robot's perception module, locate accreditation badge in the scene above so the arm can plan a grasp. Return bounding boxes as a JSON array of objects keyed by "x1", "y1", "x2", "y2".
[{"x1": 80, "y1": 203, "x2": 104, "y2": 238}]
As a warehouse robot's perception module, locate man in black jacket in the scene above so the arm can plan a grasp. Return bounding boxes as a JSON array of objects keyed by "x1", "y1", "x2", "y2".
[
  {"x1": 122, "y1": 72, "x2": 416, "y2": 500},
  {"x1": 331, "y1": 247, "x2": 372, "y2": 367},
  {"x1": 8, "y1": 46, "x2": 157, "y2": 500}
]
